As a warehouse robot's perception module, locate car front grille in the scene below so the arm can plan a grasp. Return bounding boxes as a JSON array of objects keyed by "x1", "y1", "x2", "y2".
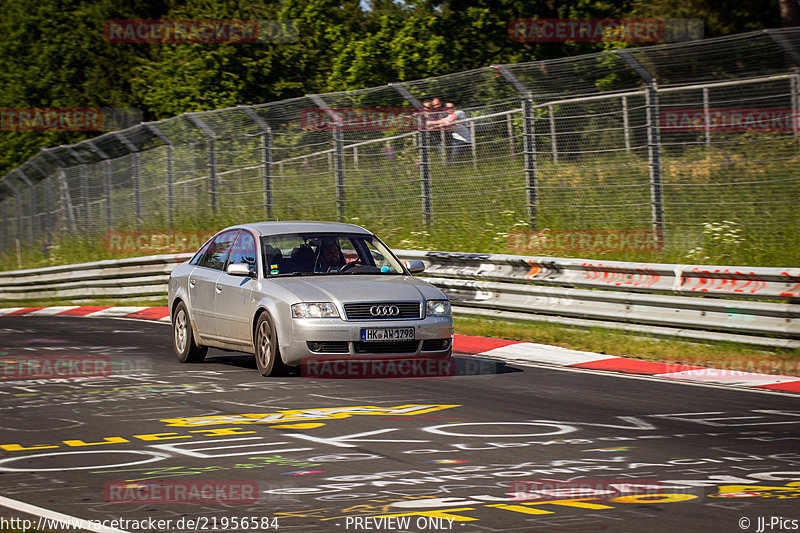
[
  {"x1": 354, "y1": 341, "x2": 420, "y2": 354},
  {"x1": 344, "y1": 301, "x2": 421, "y2": 320}
]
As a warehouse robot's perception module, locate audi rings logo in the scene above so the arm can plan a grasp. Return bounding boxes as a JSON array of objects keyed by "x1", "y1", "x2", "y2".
[{"x1": 370, "y1": 305, "x2": 400, "y2": 317}]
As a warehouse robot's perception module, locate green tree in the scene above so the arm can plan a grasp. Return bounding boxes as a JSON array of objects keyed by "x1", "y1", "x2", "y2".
[{"x1": 0, "y1": 0, "x2": 163, "y2": 174}]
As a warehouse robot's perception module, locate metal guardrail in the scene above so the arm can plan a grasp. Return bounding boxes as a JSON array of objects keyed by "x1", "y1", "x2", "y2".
[
  {"x1": 0, "y1": 250, "x2": 797, "y2": 348},
  {"x1": 401, "y1": 250, "x2": 800, "y2": 301},
  {"x1": 0, "y1": 253, "x2": 192, "y2": 301}
]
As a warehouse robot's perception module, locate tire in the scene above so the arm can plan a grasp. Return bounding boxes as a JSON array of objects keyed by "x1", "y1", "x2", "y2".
[
  {"x1": 173, "y1": 302, "x2": 207, "y2": 363},
  {"x1": 254, "y1": 313, "x2": 285, "y2": 377}
]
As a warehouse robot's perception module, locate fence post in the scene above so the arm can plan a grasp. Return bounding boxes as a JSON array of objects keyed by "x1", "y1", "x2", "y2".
[
  {"x1": 86, "y1": 141, "x2": 114, "y2": 230},
  {"x1": 309, "y1": 94, "x2": 346, "y2": 221},
  {"x1": 494, "y1": 65, "x2": 538, "y2": 229},
  {"x1": 388, "y1": 83, "x2": 432, "y2": 227},
  {"x1": 144, "y1": 123, "x2": 175, "y2": 227},
  {"x1": 40, "y1": 148, "x2": 77, "y2": 233},
  {"x1": 239, "y1": 106, "x2": 274, "y2": 220},
  {"x1": 767, "y1": 29, "x2": 800, "y2": 66},
  {"x1": 507, "y1": 112, "x2": 515, "y2": 157},
  {"x1": 1, "y1": 179, "x2": 22, "y2": 241},
  {"x1": 0, "y1": 197, "x2": 6, "y2": 251},
  {"x1": 702, "y1": 87, "x2": 711, "y2": 146},
  {"x1": 28, "y1": 161, "x2": 50, "y2": 241},
  {"x1": 548, "y1": 105, "x2": 558, "y2": 165},
  {"x1": 622, "y1": 96, "x2": 631, "y2": 152},
  {"x1": 615, "y1": 50, "x2": 665, "y2": 239},
  {"x1": 64, "y1": 147, "x2": 90, "y2": 233},
  {"x1": 13, "y1": 170, "x2": 35, "y2": 242},
  {"x1": 57, "y1": 169, "x2": 77, "y2": 233},
  {"x1": 763, "y1": 29, "x2": 800, "y2": 154},
  {"x1": 113, "y1": 133, "x2": 143, "y2": 228},
  {"x1": 185, "y1": 113, "x2": 218, "y2": 216},
  {"x1": 792, "y1": 76, "x2": 800, "y2": 154},
  {"x1": 470, "y1": 121, "x2": 477, "y2": 170}
]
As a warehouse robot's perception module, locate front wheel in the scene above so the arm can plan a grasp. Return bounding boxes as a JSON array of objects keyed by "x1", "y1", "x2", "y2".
[
  {"x1": 173, "y1": 302, "x2": 207, "y2": 363},
  {"x1": 255, "y1": 313, "x2": 285, "y2": 377}
]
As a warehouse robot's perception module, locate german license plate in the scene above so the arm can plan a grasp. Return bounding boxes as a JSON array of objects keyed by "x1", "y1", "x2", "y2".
[{"x1": 361, "y1": 327, "x2": 414, "y2": 341}]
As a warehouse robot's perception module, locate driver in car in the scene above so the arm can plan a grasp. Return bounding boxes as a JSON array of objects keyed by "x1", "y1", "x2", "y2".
[{"x1": 317, "y1": 243, "x2": 346, "y2": 272}]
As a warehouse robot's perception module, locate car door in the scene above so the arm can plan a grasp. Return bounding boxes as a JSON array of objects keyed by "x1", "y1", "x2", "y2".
[
  {"x1": 188, "y1": 229, "x2": 240, "y2": 338},
  {"x1": 214, "y1": 230, "x2": 258, "y2": 346}
]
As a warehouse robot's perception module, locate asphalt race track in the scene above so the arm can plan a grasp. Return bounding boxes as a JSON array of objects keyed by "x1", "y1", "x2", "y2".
[{"x1": 1, "y1": 316, "x2": 799, "y2": 533}]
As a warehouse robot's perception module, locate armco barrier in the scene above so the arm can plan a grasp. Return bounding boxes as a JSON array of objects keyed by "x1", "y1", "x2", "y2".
[
  {"x1": 0, "y1": 253, "x2": 192, "y2": 301},
  {"x1": 0, "y1": 250, "x2": 797, "y2": 348},
  {"x1": 402, "y1": 250, "x2": 800, "y2": 300}
]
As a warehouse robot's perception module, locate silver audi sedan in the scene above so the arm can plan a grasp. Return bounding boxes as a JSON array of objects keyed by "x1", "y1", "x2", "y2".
[{"x1": 168, "y1": 221, "x2": 453, "y2": 376}]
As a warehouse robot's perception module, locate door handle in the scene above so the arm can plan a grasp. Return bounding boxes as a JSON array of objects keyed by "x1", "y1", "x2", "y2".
[
  {"x1": 189, "y1": 280, "x2": 196, "y2": 288},
  {"x1": 215, "y1": 286, "x2": 222, "y2": 293}
]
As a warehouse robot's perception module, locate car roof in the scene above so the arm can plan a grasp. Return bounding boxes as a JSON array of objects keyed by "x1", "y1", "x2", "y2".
[{"x1": 222, "y1": 221, "x2": 373, "y2": 237}]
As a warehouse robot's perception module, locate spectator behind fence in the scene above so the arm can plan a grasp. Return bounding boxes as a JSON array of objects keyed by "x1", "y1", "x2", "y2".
[
  {"x1": 427, "y1": 102, "x2": 472, "y2": 162},
  {"x1": 428, "y1": 98, "x2": 446, "y2": 151}
]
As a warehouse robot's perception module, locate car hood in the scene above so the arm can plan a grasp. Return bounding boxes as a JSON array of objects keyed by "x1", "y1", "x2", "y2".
[{"x1": 272, "y1": 275, "x2": 445, "y2": 304}]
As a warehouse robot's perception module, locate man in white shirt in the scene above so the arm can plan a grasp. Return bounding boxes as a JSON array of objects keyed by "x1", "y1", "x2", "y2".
[{"x1": 426, "y1": 102, "x2": 472, "y2": 162}]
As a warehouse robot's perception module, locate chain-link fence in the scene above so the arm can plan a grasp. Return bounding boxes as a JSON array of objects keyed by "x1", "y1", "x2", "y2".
[{"x1": 2, "y1": 28, "x2": 799, "y2": 264}]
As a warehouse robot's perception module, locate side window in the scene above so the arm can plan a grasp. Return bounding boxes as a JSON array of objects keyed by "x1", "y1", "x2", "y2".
[
  {"x1": 341, "y1": 237, "x2": 360, "y2": 264},
  {"x1": 189, "y1": 238, "x2": 214, "y2": 266},
  {"x1": 197, "y1": 230, "x2": 239, "y2": 270},
  {"x1": 227, "y1": 232, "x2": 257, "y2": 270}
]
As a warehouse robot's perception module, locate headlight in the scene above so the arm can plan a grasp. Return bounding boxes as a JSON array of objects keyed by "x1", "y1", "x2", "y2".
[
  {"x1": 291, "y1": 302, "x2": 340, "y2": 318},
  {"x1": 425, "y1": 300, "x2": 451, "y2": 317}
]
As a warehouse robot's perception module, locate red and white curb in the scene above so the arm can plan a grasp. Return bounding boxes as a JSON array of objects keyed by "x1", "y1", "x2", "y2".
[
  {"x1": 453, "y1": 335, "x2": 800, "y2": 394},
  {"x1": 0, "y1": 305, "x2": 171, "y2": 322},
  {"x1": 2, "y1": 306, "x2": 799, "y2": 394}
]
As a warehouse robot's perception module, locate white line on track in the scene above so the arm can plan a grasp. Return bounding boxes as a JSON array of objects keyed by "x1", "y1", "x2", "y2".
[{"x1": 0, "y1": 494, "x2": 130, "y2": 533}]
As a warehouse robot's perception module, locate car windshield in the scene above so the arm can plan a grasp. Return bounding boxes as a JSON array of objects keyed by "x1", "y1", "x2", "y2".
[{"x1": 260, "y1": 233, "x2": 406, "y2": 276}]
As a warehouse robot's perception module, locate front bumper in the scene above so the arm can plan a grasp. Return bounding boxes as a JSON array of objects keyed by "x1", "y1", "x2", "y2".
[{"x1": 280, "y1": 316, "x2": 453, "y2": 366}]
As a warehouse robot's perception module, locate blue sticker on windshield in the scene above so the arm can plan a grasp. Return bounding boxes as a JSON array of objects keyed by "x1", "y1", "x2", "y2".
[{"x1": 381, "y1": 265, "x2": 390, "y2": 273}]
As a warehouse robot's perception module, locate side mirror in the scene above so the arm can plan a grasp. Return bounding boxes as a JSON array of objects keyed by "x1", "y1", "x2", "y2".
[
  {"x1": 404, "y1": 260, "x2": 425, "y2": 274},
  {"x1": 227, "y1": 263, "x2": 255, "y2": 277}
]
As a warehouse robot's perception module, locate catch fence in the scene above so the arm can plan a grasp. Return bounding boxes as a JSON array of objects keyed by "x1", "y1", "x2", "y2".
[{"x1": 1, "y1": 28, "x2": 799, "y2": 262}]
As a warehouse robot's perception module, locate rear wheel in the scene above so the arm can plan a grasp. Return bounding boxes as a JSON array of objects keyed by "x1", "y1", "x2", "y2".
[
  {"x1": 255, "y1": 313, "x2": 285, "y2": 376},
  {"x1": 173, "y1": 302, "x2": 207, "y2": 363}
]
